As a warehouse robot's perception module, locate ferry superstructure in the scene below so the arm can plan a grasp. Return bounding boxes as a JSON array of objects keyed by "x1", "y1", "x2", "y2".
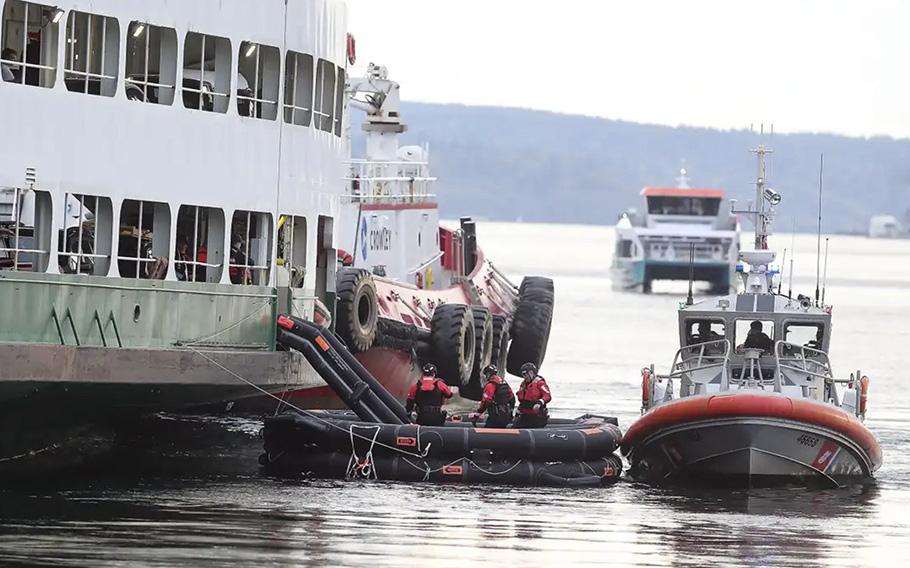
[
  {"x1": 0, "y1": 0, "x2": 350, "y2": 460},
  {"x1": 612, "y1": 171, "x2": 740, "y2": 293}
]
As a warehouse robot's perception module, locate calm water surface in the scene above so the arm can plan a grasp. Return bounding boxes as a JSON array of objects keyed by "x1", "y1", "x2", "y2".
[{"x1": 2, "y1": 222, "x2": 909, "y2": 567}]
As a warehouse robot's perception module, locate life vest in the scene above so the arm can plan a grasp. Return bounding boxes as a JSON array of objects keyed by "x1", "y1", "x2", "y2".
[
  {"x1": 517, "y1": 377, "x2": 551, "y2": 415},
  {"x1": 415, "y1": 377, "x2": 446, "y2": 409},
  {"x1": 488, "y1": 380, "x2": 513, "y2": 418}
]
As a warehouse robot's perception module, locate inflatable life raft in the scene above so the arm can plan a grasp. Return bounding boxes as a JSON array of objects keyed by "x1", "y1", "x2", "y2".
[{"x1": 261, "y1": 412, "x2": 623, "y2": 487}]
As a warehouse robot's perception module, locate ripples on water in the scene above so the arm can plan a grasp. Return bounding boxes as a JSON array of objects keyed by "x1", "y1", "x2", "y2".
[{"x1": 2, "y1": 224, "x2": 909, "y2": 567}]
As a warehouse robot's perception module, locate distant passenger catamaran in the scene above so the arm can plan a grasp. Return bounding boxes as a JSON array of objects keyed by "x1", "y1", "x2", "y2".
[
  {"x1": 612, "y1": 168, "x2": 740, "y2": 293},
  {"x1": 0, "y1": 0, "x2": 553, "y2": 467}
]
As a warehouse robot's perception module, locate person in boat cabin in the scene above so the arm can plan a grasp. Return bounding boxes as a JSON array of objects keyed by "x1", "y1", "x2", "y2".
[
  {"x1": 514, "y1": 362, "x2": 552, "y2": 428},
  {"x1": 1, "y1": 48, "x2": 20, "y2": 83},
  {"x1": 473, "y1": 364, "x2": 515, "y2": 428},
  {"x1": 405, "y1": 363, "x2": 453, "y2": 426},
  {"x1": 692, "y1": 321, "x2": 722, "y2": 344},
  {"x1": 743, "y1": 320, "x2": 773, "y2": 353}
]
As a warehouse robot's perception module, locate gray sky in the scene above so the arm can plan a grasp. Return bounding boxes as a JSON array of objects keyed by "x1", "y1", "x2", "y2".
[{"x1": 348, "y1": 0, "x2": 908, "y2": 138}]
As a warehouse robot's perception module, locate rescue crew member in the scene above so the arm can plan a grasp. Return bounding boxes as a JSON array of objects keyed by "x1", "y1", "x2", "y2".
[
  {"x1": 473, "y1": 364, "x2": 515, "y2": 428},
  {"x1": 743, "y1": 320, "x2": 773, "y2": 353},
  {"x1": 514, "y1": 362, "x2": 551, "y2": 428},
  {"x1": 405, "y1": 363, "x2": 453, "y2": 426}
]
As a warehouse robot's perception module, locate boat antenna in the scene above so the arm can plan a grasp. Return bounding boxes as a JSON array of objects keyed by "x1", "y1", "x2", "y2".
[
  {"x1": 778, "y1": 248, "x2": 787, "y2": 295},
  {"x1": 788, "y1": 217, "x2": 796, "y2": 299},
  {"x1": 686, "y1": 242, "x2": 695, "y2": 305},
  {"x1": 821, "y1": 237, "x2": 830, "y2": 305},
  {"x1": 815, "y1": 154, "x2": 824, "y2": 306}
]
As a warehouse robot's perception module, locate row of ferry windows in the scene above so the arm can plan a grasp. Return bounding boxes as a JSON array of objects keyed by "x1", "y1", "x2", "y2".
[
  {"x1": 0, "y1": 0, "x2": 344, "y2": 133},
  {"x1": 0, "y1": 188, "x2": 315, "y2": 287}
]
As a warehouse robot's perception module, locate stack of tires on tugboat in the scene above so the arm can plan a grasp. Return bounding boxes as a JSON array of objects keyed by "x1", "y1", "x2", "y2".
[
  {"x1": 281, "y1": 63, "x2": 555, "y2": 408},
  {"x1": 261, "y1": 316, "x2": 623, "y2": 487}
]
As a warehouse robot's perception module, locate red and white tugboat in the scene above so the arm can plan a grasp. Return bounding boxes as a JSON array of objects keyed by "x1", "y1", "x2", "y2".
[
  {"x1": 622, "y1": 145, "x2": 883, "y2": 487},
  {"x1": 286, "y1": 63, "x2": 554, "y2": 406}
]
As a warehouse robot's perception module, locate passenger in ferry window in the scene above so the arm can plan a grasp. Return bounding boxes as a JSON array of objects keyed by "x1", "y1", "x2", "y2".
[
  {"x1": 229, "y1": 234, "x2": 249, "y2": 284},
  {"x1": 175, "y1": 237, "x2": 191, "y2": 281},
  {"x1": 1, "y1": 48, "x2": 20, "y2": 83}
]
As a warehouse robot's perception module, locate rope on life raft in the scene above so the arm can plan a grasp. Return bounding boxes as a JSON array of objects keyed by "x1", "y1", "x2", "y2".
[{"x1": 190, "y1": 348, "x2": 434, "y2": 461}]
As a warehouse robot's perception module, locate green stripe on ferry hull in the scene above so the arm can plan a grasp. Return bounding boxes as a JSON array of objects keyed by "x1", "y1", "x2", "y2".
[{"x1": 0, "y1": 272, "x2": 277, "y2": 349}]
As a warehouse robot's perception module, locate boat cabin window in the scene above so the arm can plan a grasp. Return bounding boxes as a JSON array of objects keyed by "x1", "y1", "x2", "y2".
[
  {"x1": 0, "y1": 187, "x2": 51, "y2": 272},
  {"x1": 1, "y1": 0, "x2": 60, "y2": 89},
  {"x1": 314, "y1": 58, "x2": 336, "y2": 133},
  {"x1": 64, "y1": 11, "x2": 119, "y2": 97},
  {"x1": 182, "y1": 32, "x2": 231, "y2": 113},
  {"x1": 175, "y1": 205, "x2": 224, "y2": 283},
  {"x1": 616, "y1": 239, "x2": 636, "y2": 258},
  {"x1": 783, "y1": 322, "x2": 825, "y2": 352},
  {"x1": 125, "y1": 21, "x2": 177, "y2": 105},
  {"x1": 334, "y1": 67, "x2": 345, "y2": 137},
  {"x1": 57, "y1": 194, "x2": 112, "y2": 276},
  {"x1": 735, "y1": 319, "x2": 775, "y2": 353},
  {"x1": 686, "y1": 319, "x2": 726, "y2": 346},
  {"x1": 237, "y1": 41, "x2": 279, "y2": 120},
  {"x1": 118, "y1": 199, "x2": 170, "y2": 279},
  {"x1": 284, "y1": 50, "x2": 313, "y2": 127},
  {"x1": 647, "y1": 197, "x2": 721, "y2": 217},
  {"x1": 230, "y1": 211, "x2": 272, "y2": 285},
  {"x1": 277, "y1": 215, "x2": 307, "y2": 288}
]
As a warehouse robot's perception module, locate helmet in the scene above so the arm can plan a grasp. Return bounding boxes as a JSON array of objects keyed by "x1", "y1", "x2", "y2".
[
  {"x1": 422, "y1": 363, "x2": 437, "y2": 377},
  {"x1": 520, "y1": 362, "x2": 538, "y2": 376},
  {"x1": 483, "y1": 364, "x2": 498, "y2": 378}
]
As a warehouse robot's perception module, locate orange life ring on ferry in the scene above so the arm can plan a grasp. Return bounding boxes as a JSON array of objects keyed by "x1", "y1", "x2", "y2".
[
  {"x1": 416, "y1": 271, "x2": 424, "y2": 289},
  {"x1": 641, "y1": 367, "x2": 651, "y2": 410},
  {"x1": 858, "y1": 375, "x2": 870, "y2": 417}
]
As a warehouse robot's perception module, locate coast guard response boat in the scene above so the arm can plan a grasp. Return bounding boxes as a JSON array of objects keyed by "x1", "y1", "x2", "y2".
[
  {"x1": 621, "y1": 146, "x2": 882, "y2": 487},
  {"x1": 612, "y1": 169, "x2": 739, "y2": 293}
]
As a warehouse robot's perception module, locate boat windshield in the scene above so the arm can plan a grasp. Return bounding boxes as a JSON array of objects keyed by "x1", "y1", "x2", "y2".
[
  {"x1": 734, "y1": 319, "x2": 775, "y2": 353},
  {"x1": 647, "y1": 196, "x2": 721, "y2": 216},
  {"x1": 685, "y1": 319, "x2": 725, "y2": 345},
  {"x1": 783, "y1": 322, "x2": 826, "y2": 352}
]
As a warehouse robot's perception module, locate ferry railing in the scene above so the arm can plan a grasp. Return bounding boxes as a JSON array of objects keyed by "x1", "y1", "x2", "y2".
[
  {"x1": 344, "y1": 160, "x2": 437, "y2": 205},
  {"x1": 774, "y1": 340, "x2": 838, "y2": 399},
  {"x1": 651, "y1": 339, "x2": 731, "y2": 401}
]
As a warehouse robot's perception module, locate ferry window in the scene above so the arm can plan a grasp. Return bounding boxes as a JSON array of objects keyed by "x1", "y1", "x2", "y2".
[
  {"x1": 284, "y1": 50, "x2": 313, "y2": 126},
  {"x1": 647, "y1": 197, "x2": 721, "y2": 217},
  {"x1": 64, "y1": 11, "x2": 119, "y2": 97},
  {"x1": 616, "y1": 239, "x2": 635, "y2": 258},
  {"x1": 686, "y1": 320, "x2": 725, "y2": 346},
  {"x1": 237, "y1": 41, "x2": 279, "y2": 120},
  {"x1": 784, "y1": 323, "x2": 825, "y2": 351},
  {"x1": 0, "y1": 187, "x2": 51, "y2": 272},
  {"x1": 230, "y1": 211, "x2": 272, "y2": 285},
  {"x1": 277, "y1": 215, "x2": 307, "y2": 288},
  {"x1": 175, "y1": 205, "x2": 224, "y2": 283},
  {"x1": 182, "y1": 32, "x2": 231, "y2": 113},
  {"x1": 735, "y1": 319, "x2": 774, "y2": 352},
  {"x1": 333, "y1": 67, "x2": 345, "y2": 136},
  {"x1": 1, "y1": 0, "x2": 60, "y2": 88},
  {"x1": 118, "y1": 199, "x2": 171, "y2": 279},
  {"x1": 57, "y1": 194, "x2": 113, "y2": 276},
  {"x1": 125, "y1": 21, "x2": 177, "y2": 105},
  {"x1": 315, "y1": 215, "x2": 333, "y2": 301},
  {"x1": 314, "y1": 59, "x2": 335, "y2": 132}
]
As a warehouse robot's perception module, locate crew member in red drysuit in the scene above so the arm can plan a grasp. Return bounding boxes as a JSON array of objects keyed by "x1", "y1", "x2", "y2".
[
  {"x1": 514, "y1": 362, "x2": 551, "y2": 428},
  {"x1": 473, "y1": 364, "x2": 515, "y2": 428},
  {"x1": 405, "y1": 363, "x2": 453, "y2": 426}
]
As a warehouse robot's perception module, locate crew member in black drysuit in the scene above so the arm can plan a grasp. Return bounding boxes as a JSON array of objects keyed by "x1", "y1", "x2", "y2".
[
  {"x1": 405, "y1": 363, "x2": 453, "y2": 426},
  {"x1": 744, "y1": 320, "x2": 773, "y2": 353},
  {"x1": 473, "y1": 364, "x2": 515, "y2": 428}
]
